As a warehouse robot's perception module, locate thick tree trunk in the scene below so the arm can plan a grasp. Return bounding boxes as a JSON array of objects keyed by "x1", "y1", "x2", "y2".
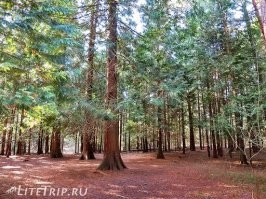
[
  {"x1": 97, "y1": 1, "x2": 126, "y2": 170},
  {"x1": 50, "y1": 127, "x2": 63, "y2": 158},
  {"x1": 80, "y1": 127, "x2": 95, "y2": 160}
]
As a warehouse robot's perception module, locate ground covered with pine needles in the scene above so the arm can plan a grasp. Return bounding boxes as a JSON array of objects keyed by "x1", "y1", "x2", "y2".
[{"x1": 0, "y1": 150, "x2": 265, "y2": 199}]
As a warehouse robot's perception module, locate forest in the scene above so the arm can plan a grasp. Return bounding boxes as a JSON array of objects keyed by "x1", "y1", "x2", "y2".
[{"x1": 0, "y1": 0, "x2": 266, "y2": 198}]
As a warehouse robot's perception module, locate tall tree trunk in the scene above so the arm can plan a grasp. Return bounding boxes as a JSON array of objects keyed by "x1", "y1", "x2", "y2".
[
  {"x1": 209, "y1": 100, "x2": 218, "y2": 158},
  {"x1": 0, "y1": 118, "x2": 8, "y2": 155},
  {"x1": 235, "y1": 112, "x2": 248, "y2": 164},
  {"x1": 50, "y1": 127, "x2": 63, "y2": 158},
  {"x1": 181, "y1": 106, "x2": 186, "y2": 154},
  {"x1": 157, "y1": 93, "x2": 165, "y2": 159},
  {"x1": 27, "y1": 129, "x2": 31, "y2": 155},
  {"x1": 202, "y1": 96, "x2": 210, "y2": 158},
  {"x1": 13, "y1": 111, "x2": 19, "y2": 155},
  {"x1": 6, "y1": 108, "x2": 15, "y2": 157},
  {"x1": 37, "y1": 127, "x2": 43, "y2": 155},
  {"x1": 128, "y1": 129, "x2": 131, "y2": 152},
  {"x1": 45, "y1": 134, "x2": 49, "y2": 154},
  {"x1": 80, "y1": 0, "x2": 98, "y2": 161},
  {"x1": 17, "y1": 109, "x2": 25, "y2": 155},
  {"x1": 75, "y1": 132, "x2": 78, "y2": 154},
  {"x1": 197, "y1": 91, "x2": 203, "y2": 150},
  {"x1": 97, "y1": 1, "x2": 126, "y2": 170},
  {"x1": 187, "y1": 93, "x2": 195, "y2": 151},
  {"x1": 142, "y1": 100, "x2": 149, "y2": 153}
]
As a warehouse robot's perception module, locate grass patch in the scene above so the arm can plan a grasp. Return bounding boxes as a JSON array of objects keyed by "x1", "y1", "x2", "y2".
[{"x1": 228, "y1": 171, "x2": 266, "y2": 196}]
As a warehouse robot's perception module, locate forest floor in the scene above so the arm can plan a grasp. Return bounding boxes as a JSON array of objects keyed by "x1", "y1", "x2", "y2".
[{"x1": 0, "y1": 149, "x2": 266, "y2": 199}]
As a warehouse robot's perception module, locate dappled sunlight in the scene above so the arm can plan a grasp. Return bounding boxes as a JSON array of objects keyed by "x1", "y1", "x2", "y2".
[
  {"x1": 32, "y1": 180, "x2": 53, "y2": 185},
  {"x1": 2, "y1": 166, "x2": 21, "y2": 169},
  {"x1": 108, "y1": 184, "x2": 121, "y2": 189},
  {"x1": 13, "y1": 176, "x2": 22, "y2": 180},
  {"x1": 30, "y1": 175, "x2": 48, "y2": 180},
  {"x1": 172, "y1": 184, "x2": 186, "y2": 187},
  {"x1": 39, "y1": 161, "x2": 54, "y2": 165},
  {"x1": 11, "y1": 170, "x2": 24, "y2": 175},
  {"x1": 0, "y1": 152, "x2": 265, "y2": 198},
  {"x1": 218, "y1": 183, "x2": 239, "y2": 188}
]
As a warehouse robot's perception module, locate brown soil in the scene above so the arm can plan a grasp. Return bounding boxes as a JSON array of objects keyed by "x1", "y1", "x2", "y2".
[{"x1": 0, "y1": 150, "x2": 265, "y2": 199}]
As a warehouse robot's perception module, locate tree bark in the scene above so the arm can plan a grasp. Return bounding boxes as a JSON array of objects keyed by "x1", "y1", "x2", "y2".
[
  {"x1": 252, "y1": 0, "x2": 266, "y2": 42},
  {"x1": 197, "y1": 91, "x2": 203, "y2": 150},
  {"x1": 37, "y1": 128, "x2": 43, "y2": 155},
  {"x1": 209, "y1": 100, "x2": 218, "y2": 158},
  {"x1": 16, "y1": 109, "x2": 25, "y2": 155},
  {"x1": 6, "y1": 108, "x2": 15, "y2": 157},
  {"x1": 187, "y1": 93, "x2": 195, "y2": 151},
  {"x1": 80, "y1": 0, "x2": 98, "y2": 161},
  {"x1": 235, "y1": 112, "x2": 248, "y2": 164},
  {"x1": 181, "y1": 106, "x2": 186, "y2": 154},
  {"x1": 45, "y1": 134, "x2": 49, "y2": 154},
  {"x1": 97, "y1": 1, "x2": 126, "y2": 170},
  {"x1": 202, "y1": 96, "x2": 210, "y2": 158},
  {"x1": 157, "y1": 101, "x2": 165, "y2": 159},
  {"x1": 0, "y1": 118, "x2": 8, "y2": 155},
  {"x1": 50, "y1": 127, "x2": 63, "y2": 158},
  {"x1": 27, "y1": 129, "x2": 31, "y2": 155}
]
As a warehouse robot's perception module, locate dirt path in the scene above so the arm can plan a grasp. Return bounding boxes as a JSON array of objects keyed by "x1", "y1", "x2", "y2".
[{"x1": 0, "y1": 151, "x2": 265, "y2": 199}]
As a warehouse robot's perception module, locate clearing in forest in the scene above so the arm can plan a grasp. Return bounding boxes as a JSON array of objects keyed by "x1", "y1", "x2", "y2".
[{"x1": 0, "y1": 150, "x2": 265, "y2": 199}]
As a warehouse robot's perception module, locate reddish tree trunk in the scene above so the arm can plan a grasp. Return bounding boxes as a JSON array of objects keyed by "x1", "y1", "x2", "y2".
[
  {"x1": 50, "y1": 127, "x2": 63, "y2": 158},
  {"x1": 45, "y1": 134, "x2": 49, "y2": 154},
  {"x1": 6, "y1": 109, "x2": 15, "y2": 157},
  {"x1": 37, "y1": 128, "x2": 43, "y2": 155},
  {"x1": 181, "y1": 106, "x2": 186, "y2": 155},
  {"x1": 97, "y1": 1, "x2": 126, "y2": 170},
  {"x1": 27, "y1": 129, "x2": 32, "y2": 155},
  {"x1": 17, "y1": 109, "x2": 25, "y2": 155},
  {"x1": 80, "y1": 0, "x2": 98, "y2": 161}
]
